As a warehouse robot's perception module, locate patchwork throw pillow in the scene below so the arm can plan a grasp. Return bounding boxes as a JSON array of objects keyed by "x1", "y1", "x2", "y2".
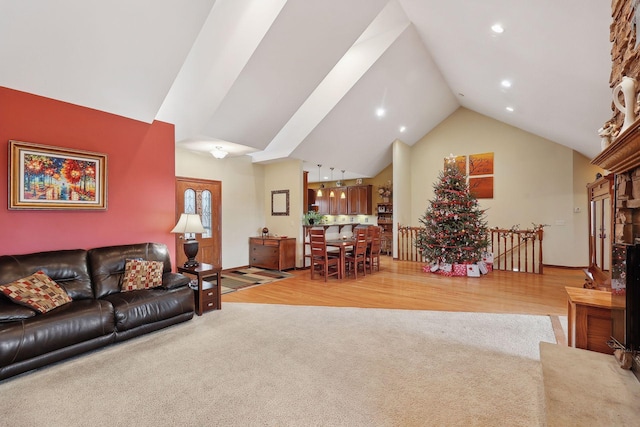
[
  {"x1": 122, "y1": 259, "x2": 164, "y2": 292},
  {"x1": 0, "y1": 271, "x2": 72, "y2": 313}
]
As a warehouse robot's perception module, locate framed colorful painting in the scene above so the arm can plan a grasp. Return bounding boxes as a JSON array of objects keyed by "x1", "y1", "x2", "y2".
[{"x1": 9, "y1": 140, "x2": 107, "y2": 210}]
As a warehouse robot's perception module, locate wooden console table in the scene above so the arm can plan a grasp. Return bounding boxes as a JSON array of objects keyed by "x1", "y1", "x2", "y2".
[
  {"x1": 566, "y1": 287, "x2": 624, "y2": 354},
  {"x1": 249, "y1": 237, "x2": 296, "y2": 271}
]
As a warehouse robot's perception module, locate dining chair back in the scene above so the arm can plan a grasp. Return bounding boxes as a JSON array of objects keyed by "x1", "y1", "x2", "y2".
[
  {"x1": 309, "y1": 228, "x2": 339, "y2": 281},
  {"x1": 367, "y1": 226, "x2": 382, "y2": 273},
  {"x1": 346, "y1": 227, "x2": 367, "y2": 278}
]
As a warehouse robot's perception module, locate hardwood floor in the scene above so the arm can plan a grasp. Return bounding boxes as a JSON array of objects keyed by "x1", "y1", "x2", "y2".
[
  {"x1": 223, "y1": 256, "x2": 584, "y2": 345},
  {"x1": 223, "y1": 256, "x2": 583, "y2": 316}
]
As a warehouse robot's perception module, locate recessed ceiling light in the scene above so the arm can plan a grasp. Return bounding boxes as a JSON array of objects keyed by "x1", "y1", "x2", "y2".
[
  {"x1": 506, "y1": 106, "x2": 514, "y2": 112},
  {"x1": 376, "y1": 107, "x2": 386, "y2": 118},
  {"x1": 491, "y1": 24, "x2": 504, "y2": 34},
  {"x1": 399, "y1": 126, "x2": 406, "y2": 133},
  {"x1": 501, "y1": 79, "x2": 511, "y2": 88}
]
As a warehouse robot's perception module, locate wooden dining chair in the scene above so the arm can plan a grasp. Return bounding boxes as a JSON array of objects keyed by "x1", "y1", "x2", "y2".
[
  {"x1": 366, "y1": 226, "x2": 382, "y2": 273},
  {"x1": 345, "y1": 227, "x2": 367, "y2": 278},
  {"x1": 309, "y1": 228, "x2": 340, "y2": 281}
]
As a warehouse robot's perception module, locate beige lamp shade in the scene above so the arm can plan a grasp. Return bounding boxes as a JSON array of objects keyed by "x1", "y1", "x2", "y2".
[{"x1": 171, "y1": 213, "x2": 206, "y2": 234}]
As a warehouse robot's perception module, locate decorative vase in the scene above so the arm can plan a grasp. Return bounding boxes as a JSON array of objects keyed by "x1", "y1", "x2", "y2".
[{"x1": 613, "y1": 76, "x2": 639, "y2": 133}]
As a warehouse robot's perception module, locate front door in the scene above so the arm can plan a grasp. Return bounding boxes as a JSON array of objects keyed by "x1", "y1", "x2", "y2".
[{"x1": 175, "y1": 177, "x2": 222, "y2": 267}]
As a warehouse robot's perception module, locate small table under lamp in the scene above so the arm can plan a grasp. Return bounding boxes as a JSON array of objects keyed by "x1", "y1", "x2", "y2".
[{"x1": 171, "y1": 213, "x2": 206, "y2": 268}]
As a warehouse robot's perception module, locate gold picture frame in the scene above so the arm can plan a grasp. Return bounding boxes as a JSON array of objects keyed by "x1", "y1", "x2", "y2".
[{"x1": 9, "y1": 140, "x2": 107, "y2": 210}]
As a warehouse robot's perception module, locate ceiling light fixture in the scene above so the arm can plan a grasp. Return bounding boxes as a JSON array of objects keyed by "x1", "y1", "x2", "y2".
[
  {"x1": 210, "y1": 146, "x2": 228, "y2": 159},
  {"x1": 506, "y1": 106, "x2": 514, "y2": 112},
  {"x1": 340, "y1": 170, "x2": 346, "y2": 199},
  {"x1": 491, "y1": 24, "x2": 504, "y2": 34},
  {"x1": 376, "y1": 107, "x2": 386, "y2": 118},
  {"x1": 399, "y1": 126, "x2": 406, "y2": 133},
  {"x1": 501, "y1": 79, "x2": 511, "y2": 88}
]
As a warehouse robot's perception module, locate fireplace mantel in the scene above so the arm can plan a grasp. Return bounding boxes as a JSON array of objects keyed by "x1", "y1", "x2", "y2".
[{"x1": 592, "y1": 119, "x2": 640, "y2": 173}]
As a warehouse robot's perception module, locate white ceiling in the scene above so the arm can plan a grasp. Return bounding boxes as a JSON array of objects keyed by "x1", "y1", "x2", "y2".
[{"x1": 0, "y1": 0, "x2": 613, "y2": 181}]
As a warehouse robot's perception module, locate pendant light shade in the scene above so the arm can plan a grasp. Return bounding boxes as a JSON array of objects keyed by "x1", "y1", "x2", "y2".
[
  {"x1": 316, "y1": 164, "x2": 323, "y2": 197},
  {"x1": 329, "y1": 167, "x2": 335, "y2": 197},
  {"x1": 340, "y1": 170, "x2": 346, "y2": 199}
]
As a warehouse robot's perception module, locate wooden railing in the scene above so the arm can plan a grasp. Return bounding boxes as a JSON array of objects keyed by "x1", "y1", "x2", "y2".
[
  {"x1": 397, "y1": 225, "x2": 424, "y2": 262},
  {"x1": 490, "y1": 227, "x2": 544, "y2": 274},
  {"x1": 396, "y1": 224, "x2": 545, "y2": 274}
]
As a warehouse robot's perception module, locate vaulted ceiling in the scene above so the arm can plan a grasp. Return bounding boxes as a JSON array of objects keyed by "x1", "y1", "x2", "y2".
[{"x1": 0, "y1": 0, "x2": 613, "y2": 181}]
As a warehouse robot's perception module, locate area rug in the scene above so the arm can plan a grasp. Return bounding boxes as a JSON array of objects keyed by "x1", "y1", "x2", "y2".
[
  {"x1": 0, "y1": 303, "x2": 556, "y2": 426},
  {"x1": 220, "y1": 267, "x2": 293, "y2": 294}
]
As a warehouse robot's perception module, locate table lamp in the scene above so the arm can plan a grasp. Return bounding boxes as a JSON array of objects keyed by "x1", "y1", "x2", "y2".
[{"x1": 171, "y1": 213, "x2": 206, "y2": 268}]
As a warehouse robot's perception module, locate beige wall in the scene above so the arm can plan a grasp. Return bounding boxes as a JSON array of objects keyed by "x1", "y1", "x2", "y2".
[
  {"x1": 175, "y1": 147, "x2": 265, "y2": 269},
  {"x1": 176, "y1": 108, "x2": 604, "y2": 269},
  {"x1": 263, "y1": 159, "x2": 305, "y2": 267},
  {"x1": 393, "y1": 139, "x2": 412, "y2": 258},
  {"x1": 409, "y1": 108, "x2": 601, "y2": 267}
]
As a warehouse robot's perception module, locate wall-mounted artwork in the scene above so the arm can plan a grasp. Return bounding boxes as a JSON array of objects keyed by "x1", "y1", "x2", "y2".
[
  {"x1": 469, "y1": 152, "x2": 494, "y2": 176},
  {"x1": 445, "y1": 155, "x2": 467, "y2": 173},
  {"x1": 9, "y1": 140, "x2": 107, "y2": 210},
  {"x1": 469, "y1": 177, "x2": 494, "y2": 199},
  {"x1": 271, "y1": 189, "x2": 289, "y2": 216}
]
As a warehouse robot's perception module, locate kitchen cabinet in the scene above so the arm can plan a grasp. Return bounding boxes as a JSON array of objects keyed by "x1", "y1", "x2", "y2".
[
  {"x1": 329, "y1": 187, "x2": 348, "y2": 215},
  {"x1": 347, "y1": 185, "x2": 372, "y2": 215},
  {"x1": 316, "y1": 188, "x2": 330, "y2": 214},
  {"x1": 315, "y1": 184, "x2": 371, "y2": 215}
]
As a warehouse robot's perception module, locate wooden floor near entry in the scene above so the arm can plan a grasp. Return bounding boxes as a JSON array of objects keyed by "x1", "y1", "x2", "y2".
[{"x1": 223, "y1": 256, "x2": 584, "y2": 344}]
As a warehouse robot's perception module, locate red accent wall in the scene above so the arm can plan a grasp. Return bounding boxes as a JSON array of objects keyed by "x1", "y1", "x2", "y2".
[{"x1": 0, "y1": 87, "x2": 177, "y2": 262}]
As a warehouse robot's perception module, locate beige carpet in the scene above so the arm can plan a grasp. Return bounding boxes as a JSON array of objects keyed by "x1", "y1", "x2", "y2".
[{"x1": 0, "y1": 303, "x2": 556, "y2": 426}]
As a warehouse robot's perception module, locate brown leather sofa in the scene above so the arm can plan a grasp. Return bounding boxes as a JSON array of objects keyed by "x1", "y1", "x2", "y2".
[{"x1": 0, "y1": 242, "x2": 194, "y2": 381}]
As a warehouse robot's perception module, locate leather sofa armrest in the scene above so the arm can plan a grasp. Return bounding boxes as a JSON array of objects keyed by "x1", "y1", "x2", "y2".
[
  {"x1": 0, "y1": 298, "x2": 37, "y2": 322},
  {"x1": 161, "y1": 272, "x2": 191, "y2": 290}
]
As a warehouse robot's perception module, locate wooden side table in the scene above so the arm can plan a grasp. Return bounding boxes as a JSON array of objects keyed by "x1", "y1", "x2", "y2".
[
  {"x1": 178, "y1": 262, "x2": 222, "y2": 315},
  {"x1": 566, "y1": 287, "x2": 624, "y2": 354}
]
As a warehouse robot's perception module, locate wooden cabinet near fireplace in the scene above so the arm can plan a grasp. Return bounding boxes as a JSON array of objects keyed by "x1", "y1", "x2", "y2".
[
  {"x1": 592, "y1": 119, "x2": 640, "y2": 376},
  {"x1": 249, "y1": 237, "x2": 296, "y2": 271}
]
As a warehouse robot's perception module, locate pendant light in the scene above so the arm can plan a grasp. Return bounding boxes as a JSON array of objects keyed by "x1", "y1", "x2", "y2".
[
  {"x1": 329, "y1": 167, "x2": 335, "y2": 198},
  {"x1": 340, "y1": 170, "x2": 346, "y2": 199},
  {"x1": 316, "y1": 164, "x2": 323, "y2": 197}
]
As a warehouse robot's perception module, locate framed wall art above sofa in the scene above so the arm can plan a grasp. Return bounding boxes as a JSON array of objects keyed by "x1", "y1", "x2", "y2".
[{"x1": 8, "y1": 140, "x2": 107, "y2": 210}]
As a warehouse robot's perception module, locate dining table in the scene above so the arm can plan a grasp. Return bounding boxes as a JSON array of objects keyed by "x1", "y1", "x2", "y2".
[{"x1": 325, "y1": 238, "x2": 355, "y2": 279}]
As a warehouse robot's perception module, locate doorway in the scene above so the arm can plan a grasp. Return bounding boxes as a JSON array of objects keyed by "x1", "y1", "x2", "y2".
[{"x1": 175, "y1": 177, "x2": 222, "y2": 267}]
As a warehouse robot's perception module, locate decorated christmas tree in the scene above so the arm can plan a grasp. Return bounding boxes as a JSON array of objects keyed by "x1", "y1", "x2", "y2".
[{"x1": 415, "y1": 157, "x2": 489, "y2": 266}]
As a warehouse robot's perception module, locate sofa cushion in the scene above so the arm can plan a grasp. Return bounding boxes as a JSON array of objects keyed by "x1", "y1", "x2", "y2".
[
  {"x1": 122, "y1": 259, "x2": 164, "y2": 292},
  {"x1": 0, "y1": 298, "x2": 36, "y2": 322},
  {"x1": 103, "y1": 286, "x2": 194, "y2": 332},
  {"x1": 0, "y1": 250, "x2": 93, "y2": 300},
  {"x1": 88, "y1": 243, "x2": 172, "y2": 298},
  {"x1": 0, "y1": 299, "x2": 115, "y2": 367},
  {"x1": 0, "y1": 271, "x2": 72, "y2": 313}
]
